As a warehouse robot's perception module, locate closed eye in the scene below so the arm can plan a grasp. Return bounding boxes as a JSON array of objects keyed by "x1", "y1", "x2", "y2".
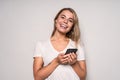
[
  {"x1": 61, "y1": 15, "x2": 65, "y2": 19},
  {"x1": 69, "y1": 19, "x2": 73, "y2": 23}
]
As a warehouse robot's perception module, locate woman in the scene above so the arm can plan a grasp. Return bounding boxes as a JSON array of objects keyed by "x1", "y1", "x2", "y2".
[{"x1": 33, "y1": 8, "x2": 86, "y2": 80}]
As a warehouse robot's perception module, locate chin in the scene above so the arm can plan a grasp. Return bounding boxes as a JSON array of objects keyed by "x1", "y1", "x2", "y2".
[
  {"x1": 57, "y1": 30, "x2": 66, "y2": 34},
  {"x1": 60, "y1": 30, "x2": 70, "y2": 35}
]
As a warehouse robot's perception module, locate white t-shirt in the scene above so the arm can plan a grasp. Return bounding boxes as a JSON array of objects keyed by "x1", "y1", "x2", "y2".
[{"x1": 33, "y1": 39, "x2": 85, "y2": 80}]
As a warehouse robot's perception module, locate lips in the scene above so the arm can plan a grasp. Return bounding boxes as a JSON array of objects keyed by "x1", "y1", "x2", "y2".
[{"x1": 60, "y1": 24, "x2": 68, "y2": 29}]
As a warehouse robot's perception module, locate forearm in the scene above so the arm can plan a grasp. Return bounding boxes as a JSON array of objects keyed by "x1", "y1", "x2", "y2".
[
  {"x1": 71, "y1": 61, "x2": 86, "y2": 80},
  {"x1": 35, "y1": 58, "x2": 59, "y2": 80}
]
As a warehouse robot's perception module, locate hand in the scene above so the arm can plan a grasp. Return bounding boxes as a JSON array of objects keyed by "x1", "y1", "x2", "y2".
[
  {"x1": 56, "y1": 53, "x2": 69, "y2": 65},
  {"x1": 66, "y1": 52, "x2": 77, "y2": 65}
]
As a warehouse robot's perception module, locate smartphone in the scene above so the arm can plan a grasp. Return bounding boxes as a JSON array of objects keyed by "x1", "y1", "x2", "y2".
[{"x1": 65, "y1": 48, "x2": 78, "y2": 54}]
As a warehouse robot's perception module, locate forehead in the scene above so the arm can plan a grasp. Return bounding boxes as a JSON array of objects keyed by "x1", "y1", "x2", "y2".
[{"x1": 59, "y1": 10, "x2": 74, "y2": 19}]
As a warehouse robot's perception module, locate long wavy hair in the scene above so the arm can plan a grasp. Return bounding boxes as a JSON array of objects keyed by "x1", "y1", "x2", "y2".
[{"x1": 51, "y1": 8, "x2": 81, "y2": 45}]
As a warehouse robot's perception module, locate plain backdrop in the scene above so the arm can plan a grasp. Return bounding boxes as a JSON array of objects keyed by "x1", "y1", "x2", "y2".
[{"x1": 0, "y1": 0, "x2": 120, "y2": 80}]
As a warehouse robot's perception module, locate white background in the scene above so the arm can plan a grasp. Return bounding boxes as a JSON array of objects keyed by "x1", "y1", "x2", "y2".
[{"x1": 0, "y1": 0, "x2": 120, "y2": 80}]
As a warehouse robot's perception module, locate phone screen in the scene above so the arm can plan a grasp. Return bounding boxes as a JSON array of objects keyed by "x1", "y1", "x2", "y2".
[{"x1": 65, "y1": 48, "x2": 78, "y2": 54}]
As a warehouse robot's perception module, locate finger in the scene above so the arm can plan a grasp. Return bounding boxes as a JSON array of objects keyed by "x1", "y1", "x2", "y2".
[
  {"x1": 61, "y1": 58, "x2": 68, "y2": 64},
  {"x1": 61, "y1": 57, "x2": 68, "y2": 62},
  {"x1": 70, "y1": 53, "x2": 74, "y2": 60},
  {"x1": 70, "y1": 53, "x2": 77, "y2": 60},
  {"x1": 63, "y1": 54, "x2": 68, "y2": 58},
  {"x1": 59, "y1": 53, "x2": 65, "y2": 56},
  {"x1": 62, "y1": 60, "x2": 68, "y2": 64},
  {"x1": 67, "y1": 53, "x2": 72, "y2": 62}
]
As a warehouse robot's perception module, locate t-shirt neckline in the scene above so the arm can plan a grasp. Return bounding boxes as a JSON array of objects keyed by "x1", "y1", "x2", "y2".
[{"x1": 49, "y1": 38, "x2": 71, "y2": 53}]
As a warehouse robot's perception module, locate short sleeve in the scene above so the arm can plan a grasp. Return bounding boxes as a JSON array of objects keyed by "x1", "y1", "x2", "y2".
[
  {"x1": 77, "y1": 44, "x2": 85, "y2": 60},
  {"x1": 33, "y1": 41, "x2": 43, "y2": 57}
]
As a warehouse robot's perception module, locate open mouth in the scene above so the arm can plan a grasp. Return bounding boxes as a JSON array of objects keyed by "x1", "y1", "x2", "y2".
[{"x1": 60, "y1": 24, "x2": 68, "y2": 29}]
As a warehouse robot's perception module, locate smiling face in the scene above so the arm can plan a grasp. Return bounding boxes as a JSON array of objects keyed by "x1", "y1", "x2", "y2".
[
  {"x1": 55, "y1": 10, "x2": 74, "y2": 34},
  {"x1": 51, "y1": 8, "x2": 80, "y2": 44}
]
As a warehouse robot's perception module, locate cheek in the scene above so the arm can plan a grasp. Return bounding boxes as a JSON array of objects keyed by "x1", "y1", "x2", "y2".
[
  {"x1": 67, "y1": 23, "x2": 74, "y2": 31},
  {"x1": 55, "y1": 19, "x2": 60, "y2": 26},
  {"x1": 68, "y1": 23, "x2": 74, "y2": 28},
  {"x1": 67, "y1": 26, "x2": 73, "y2": 32}
]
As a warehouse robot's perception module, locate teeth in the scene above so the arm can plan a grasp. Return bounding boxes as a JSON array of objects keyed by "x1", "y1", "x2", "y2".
[{"x1": 61, "y1": 24, "x2": 67, "y2": 29}]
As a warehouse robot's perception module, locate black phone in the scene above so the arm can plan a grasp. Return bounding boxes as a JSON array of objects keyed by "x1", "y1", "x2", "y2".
[{"x1": 65, "y1": 48, "x2": 78, "y2": 54}]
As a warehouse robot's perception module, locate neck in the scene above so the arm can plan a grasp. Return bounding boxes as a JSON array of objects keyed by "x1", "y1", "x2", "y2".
[{"x1": 51, "y1": 31, "x2": 68, "y2": 41}]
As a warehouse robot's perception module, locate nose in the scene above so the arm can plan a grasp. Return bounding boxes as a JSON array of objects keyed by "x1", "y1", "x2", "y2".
[{"x1": 64, "y1": 19, "x2": 68, "y2": 24}]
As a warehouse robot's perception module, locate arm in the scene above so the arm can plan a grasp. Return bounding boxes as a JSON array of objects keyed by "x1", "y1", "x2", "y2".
[
  {"x1": 71, "y1": 60, "x2": 86, "y2": 80},
  {"x1": 66, "y1": 53, "x2": 86, "y2": 80},
  {"x1": 33, "y1": 57, "x2": 59, "y2": 80},
  {"x1": 33, "y1": 54, "x2": 68, "y2": 80}
]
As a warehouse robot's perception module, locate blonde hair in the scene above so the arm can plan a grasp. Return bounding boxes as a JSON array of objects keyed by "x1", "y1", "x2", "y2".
[{"x1": 51, "y1": 8, "x2": 81, "y2": 45}]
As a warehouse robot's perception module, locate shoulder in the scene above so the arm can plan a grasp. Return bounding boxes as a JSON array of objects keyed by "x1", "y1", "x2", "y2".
[
  {"x1": 69, "y1": 39, "x2": 77, "y2": 48},
  {"x1": 35, "y1": 39, "x2": 50, "y2": 49},
  {"x1": 70, "y1": 39, "x2": 75, "y2": 44},
  {"x1": 70, "y1": 39, "x2": 84, "y2": 49}
]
